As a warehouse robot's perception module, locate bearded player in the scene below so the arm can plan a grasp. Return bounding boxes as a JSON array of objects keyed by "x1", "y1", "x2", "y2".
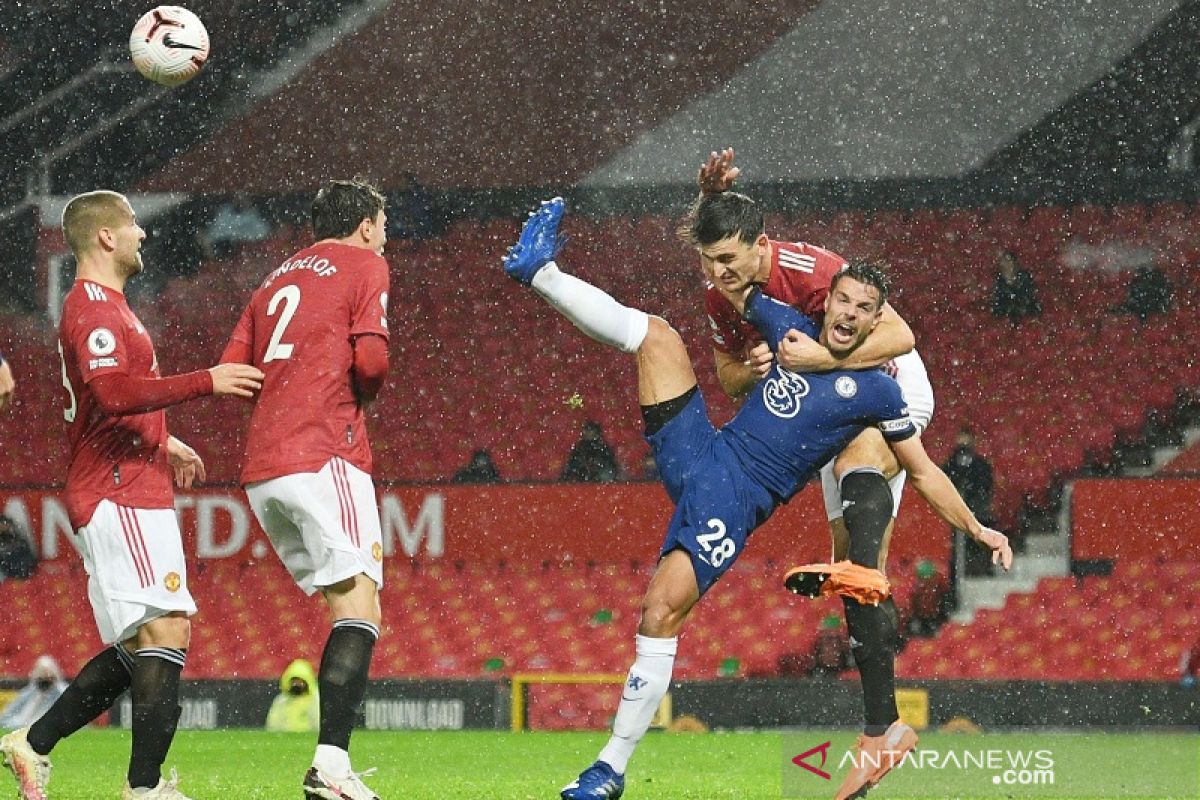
[
  {"x1": 220, "y1": 178, "x2": 390, "y2": 800},
  {"x1": 0, "y1": 190, "x2": 263, "y2": 800},
  {"x1": 694, "y1": 150, "x2": 937, "y2": 798}
]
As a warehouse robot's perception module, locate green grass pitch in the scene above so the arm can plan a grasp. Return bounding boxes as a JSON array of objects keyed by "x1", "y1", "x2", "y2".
[{"x1": 22, "y1": 728, "x2": 1199, "y2": 799}]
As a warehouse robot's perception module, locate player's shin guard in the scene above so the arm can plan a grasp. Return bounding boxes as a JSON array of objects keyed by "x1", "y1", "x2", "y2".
[
  {"x1": 596, "y1": 634, "x2": 677, "y2": 774},
  {"x1": 840, "y1": 469, "x2": 893, "y2": 569},
  {"x1": 843, "y1": 597, "x2": 900, "y2": 736},
  {"x1": 317, "y1": 619, "x2": 379, "y2": 752},
  {"x1": 127, "y1": 647, "x2": 187, "y2": 790},
  {"x1": 26, "y1": 645, "x2": 134, "y2": 755},
  {"x1": 530, "y1": 262, "x2": 650, "y2": 353}
]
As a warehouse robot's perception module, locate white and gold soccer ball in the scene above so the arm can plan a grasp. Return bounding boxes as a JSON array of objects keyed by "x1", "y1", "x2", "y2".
[{"x1": 129, "y1": 6, "x2": 209, "y2": 88}]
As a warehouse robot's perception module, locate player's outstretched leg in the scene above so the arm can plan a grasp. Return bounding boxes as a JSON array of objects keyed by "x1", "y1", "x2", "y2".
[
  {"x1": 306, "y1": 617, "x2": 381, "y2": 800},
  {"x1": 503, "y1": 198, "x2": 650, "y2": 354},
  {"x1": 2, "y1": 644, "x2": 137, "y2": 800}
]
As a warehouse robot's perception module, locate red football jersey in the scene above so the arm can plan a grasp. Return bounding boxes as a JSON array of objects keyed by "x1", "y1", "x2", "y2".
[
  {"x1": 227, "y1": 242, "x2": 390, "y2": 484},
  {"x1": 705, "y1": 239, "x2": 847, "y2": 355},
  {"x1": 58, "y1": 280, "x2": 173, "y2": 528}
]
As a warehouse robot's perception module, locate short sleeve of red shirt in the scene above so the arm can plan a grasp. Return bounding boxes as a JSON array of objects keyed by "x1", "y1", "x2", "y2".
[
  {"x1": 349, "y1": 254, "x2": 390, "y2": 340},
  {"x1": 226, "y1": 301, "x2": 254, "y2": 352},
  {"x1": 704, "y1": 285, "x2": 750, "y2": 355},
  {"x1": 769, "y1": 241, "x2": 848, "y2": 318},
  {"x1": 69, "y1": 302, "x2": 131, "y2": 383}
]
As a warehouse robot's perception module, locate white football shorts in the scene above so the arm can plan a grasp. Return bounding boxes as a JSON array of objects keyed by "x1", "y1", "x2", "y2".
[
  {"x1": 74, "y1": 499, "x2": 197, "y2": 645},
  {"x1": 245, "y1": 457, "x2": 384, "y2": 595},
  {"x1": 820, "y1": 349, "x2": 936, "y2": 521}
]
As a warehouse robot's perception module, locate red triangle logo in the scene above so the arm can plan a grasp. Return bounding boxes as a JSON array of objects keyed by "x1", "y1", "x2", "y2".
[{"x1": 792, "y1": 741, "x2": 832, "y2": 780}]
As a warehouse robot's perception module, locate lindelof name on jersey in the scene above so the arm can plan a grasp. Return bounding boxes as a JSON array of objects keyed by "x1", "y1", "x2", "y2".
[
  {"x1": 763, "y1": 368, "x2": 810, "y2": 419},
  {"x1": 263, "y1": 253, "x2": 338, "y2": 287},
  {"x1": 778, "y1": 247, "x2": 817, "y2": 273}
]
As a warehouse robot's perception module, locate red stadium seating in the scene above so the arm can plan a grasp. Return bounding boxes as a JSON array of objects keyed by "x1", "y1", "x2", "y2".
[
  {"x1": 5, "y1": 201, "x2": 1200, "y2": 526},
  {"x1": 896, "y1": 558, "x2": 1199, "y2": 681},
  {"x1": 4, "y1": 554, "x2": 1187, "y2": 682}
]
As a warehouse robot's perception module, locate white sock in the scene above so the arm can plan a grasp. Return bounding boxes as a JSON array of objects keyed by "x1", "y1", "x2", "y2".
[
  {"x1": 530, "y1": 261, "x2": 650, "y2": 353},
  {"x1": 596, "y1": 634, "x2": 678, "y2": 774},
  {"x1": 313, "y1": 744, "x2": 351, "y2": 776}
]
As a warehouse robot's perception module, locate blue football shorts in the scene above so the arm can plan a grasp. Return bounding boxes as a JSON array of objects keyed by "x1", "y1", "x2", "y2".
[{"x1": 645, "y1": 389, "x2": 777, "y2": 594}]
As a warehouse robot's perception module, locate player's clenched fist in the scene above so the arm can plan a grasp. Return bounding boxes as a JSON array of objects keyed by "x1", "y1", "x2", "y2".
[
  {"x1": 977, "y1": 527, "x2": 1013, "y2": 571},
  {"x1": 208, "y1": 363, "x2": 265, "y2": 398},
  {"x1": 744, "y1": 342, "x2": 773, "y2": 378}
]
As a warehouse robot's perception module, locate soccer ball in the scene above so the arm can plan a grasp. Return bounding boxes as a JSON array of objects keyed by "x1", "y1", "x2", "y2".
[{"x1": 129, "y1": 6, "x2": 209, "y2": 88}]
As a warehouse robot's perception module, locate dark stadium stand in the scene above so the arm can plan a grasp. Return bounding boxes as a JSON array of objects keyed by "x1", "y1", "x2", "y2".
[{"x1": 137, "y1": 0, "x2": 823, "y2": 193}]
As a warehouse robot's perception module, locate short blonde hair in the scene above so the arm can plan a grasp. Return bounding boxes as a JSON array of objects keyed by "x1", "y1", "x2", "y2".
[{"x1": 61, "y1": 191, "x2": 131, "y2": 255}]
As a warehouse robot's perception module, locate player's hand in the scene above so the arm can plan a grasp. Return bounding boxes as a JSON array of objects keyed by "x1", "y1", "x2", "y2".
[
  {"x1": 778, "y1": 330, "x2": 835, "y2": 372},
  {"x1": 744, "y1": 342, "x2": 773, "y2": 378},
  {"x1": 208, "y1": 363, "x2": 264, "y2": 398},
  {"x1": 167, "y1": 436, "x2": 206, "y2": 489},
  {"x1": 698, "y1": 147, "x2": 740, "y2": 194},
  {"x1": 977, "y1": 527, "x2": 1013, "y2": 571},
  {"x1": 0, "y1": 359, "x2": 14, "y2": 412}
]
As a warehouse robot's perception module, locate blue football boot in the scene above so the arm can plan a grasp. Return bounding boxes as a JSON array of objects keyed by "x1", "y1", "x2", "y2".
[
  {"x1": 503, "y1": 196, "x2": 565, "y2": 285},
  {"x1": 560, "y1": 761, "x2": 624, "y2": 799}
]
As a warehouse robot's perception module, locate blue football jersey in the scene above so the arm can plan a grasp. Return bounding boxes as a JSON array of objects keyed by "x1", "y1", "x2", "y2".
[{"x1": 718, "y1": 290, "x2": 915, "y2": 500}]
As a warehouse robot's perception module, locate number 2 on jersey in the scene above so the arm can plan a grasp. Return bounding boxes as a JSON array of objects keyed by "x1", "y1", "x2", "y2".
[{"x1": 264, "y1": 285, "x2": 300, "y2": 362}]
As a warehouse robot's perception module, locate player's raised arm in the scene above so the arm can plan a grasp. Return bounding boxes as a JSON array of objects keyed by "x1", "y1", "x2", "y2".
[
  {"x1": 698, "y1": 147, "x2": 740, "y2": 195},
  {"x1": 888, "y1": 435, "x2": 1013, "y2": 570},
  {"x1": 778, "y1": 300, "x2": 914, "y2": 373}
]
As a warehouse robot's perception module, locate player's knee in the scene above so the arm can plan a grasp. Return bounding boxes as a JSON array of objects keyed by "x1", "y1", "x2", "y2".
[
  {"x1": 833, "y1": 431, "x2": 896, "y2": 481},
  {"x1": 640, "y1": 316, "x2": 683, "y2": 356},
  {"x1": 638, "y1": 595, "x2": 689, "y2": 638},
  {"x1": 138, "y1": 613, "x2": 191, "y2": 650}
]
